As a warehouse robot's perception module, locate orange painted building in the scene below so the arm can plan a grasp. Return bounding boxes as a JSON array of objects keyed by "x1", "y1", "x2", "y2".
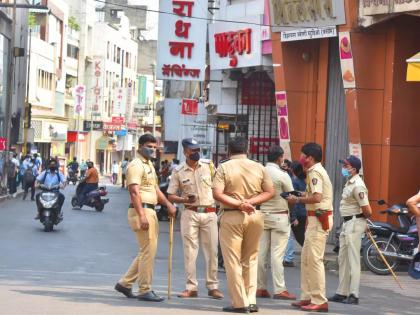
[{"x1": 270, "y1": 0, "x2": 420, "y2": 221}]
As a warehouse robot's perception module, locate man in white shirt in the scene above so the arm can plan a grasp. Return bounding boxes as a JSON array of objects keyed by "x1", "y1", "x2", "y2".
[{"x1": 112, "y1": 161, "x2": 119, "y2": 185}]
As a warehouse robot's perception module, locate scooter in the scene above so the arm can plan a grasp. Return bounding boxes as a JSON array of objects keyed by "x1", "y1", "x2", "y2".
[
  {"x1": 71, "y1": 181, "x2": 109, "y2": 212},
  {"x1": 156, "y1": 180, "x2": 179, "y2": 221},
  {"x1": 67, "y1": 167, "x2": 78, "y2": 185},
  {"x1": 37, "y1": 184, "x2": 63, "y2": 232},
  {"x1": 362, "y1": 200, "x2": 418, "y2": 275}
]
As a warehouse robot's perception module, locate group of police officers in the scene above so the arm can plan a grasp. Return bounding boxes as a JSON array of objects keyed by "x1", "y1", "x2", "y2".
[{"x1": 114, "y1": 133, "x2": 373, "y2": 313}]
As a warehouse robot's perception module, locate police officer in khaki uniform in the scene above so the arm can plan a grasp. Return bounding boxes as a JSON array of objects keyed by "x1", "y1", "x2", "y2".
[
  {"x1": 287, "y1": 143, "x2": 333, "y2": 313},
  {"x1": 114, "y1": 134, "x2": 176, "y2": 302},
  {"x1": 329, "y1": 156, "x2": 372, "y2": 305},
  {"x1": 257, "y1": 145, "x2": 296, "y2": 300},
  {"x1": 212, "y1": 136, "x2": 275, "y2": 313},
  {"x1": 168, "y1": 138, "x2": 223, "y2": 299}
]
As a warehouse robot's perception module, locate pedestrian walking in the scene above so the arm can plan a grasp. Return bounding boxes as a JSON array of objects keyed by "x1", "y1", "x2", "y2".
[
  {"x1": 287, "y1": 143, "x2": 333, "y2": 313},
  {"x1": 284, "y1": 161, "x2": 307, "y2": 267},
  {"x1": 115, "y1": 134, "x2": 176, "y2": 302},
  {"x1": 6, "y1": 153, "x2": 19, "y2": 196},
  {"x1": 212, "y1": 136, "x2": 275, "y2": 313},
  {"x1": 256, "y1": 145, "x2": 296, "y2": 301},
  {"x1": 167, "y1": 138, "x2": 223, "y2": 300},
  {"x1": 112, "y1": 161, "x2": 118, "y2": 185},
  {"x1": 121, "y1": 157, "x2": 129, "y2": 188},
  {"x1": 80, "y1": 159, "x2": 88, "y2": 178},
  {"x1": 329, "y1": 155, "x2": 372, "y2": 305},
  {"x1": 22, "y1": 158, "x2": 38, "y2": 201}
]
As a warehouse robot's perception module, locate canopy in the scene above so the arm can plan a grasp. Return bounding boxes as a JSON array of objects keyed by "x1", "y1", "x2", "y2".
[{"x1": 406, "y1": 52, "x2": 420, "y2": 82}]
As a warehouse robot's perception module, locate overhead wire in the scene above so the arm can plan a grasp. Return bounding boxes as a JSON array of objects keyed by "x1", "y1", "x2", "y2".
[{"x1": 94, "y1": 0, "x2": 321, "y2": 29}]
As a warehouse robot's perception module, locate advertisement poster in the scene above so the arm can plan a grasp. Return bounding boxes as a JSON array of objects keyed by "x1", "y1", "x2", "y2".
[
  {"x1": 276, "y1": 91, "x2": 290, "y2": 141},
  {"x1": 339, "y1": 32, "x2": 356, "y2": 89},
  {"x1": 349, "y1": 142, "x2": 363, "y2": 175},
  {"x1": 181, "y1": 99, "x2": 198, "y2": 115}
]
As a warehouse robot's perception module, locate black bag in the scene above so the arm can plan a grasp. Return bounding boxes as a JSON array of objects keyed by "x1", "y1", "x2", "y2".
[{"x1": 23, "y1": 167, "x2": 35, "y2": 185}]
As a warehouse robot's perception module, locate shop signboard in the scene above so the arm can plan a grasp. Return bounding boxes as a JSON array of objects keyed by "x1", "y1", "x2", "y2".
[
  {"x1": 138, "y1": 76, "x2": 147, "y2": 105},
  {"x1": 83, "y1": 120, "x2": 103, "y2": 131},
  {"x1": 113, "y1": 87, "x2": 126, "y2": 116},
  {"x1": 103, "y1": 122, "x2": 123, "y2": 131},
  {"x1": 181, "y1": 99, "x2": 198, "y2": 115},
  {"x1": 269, "y1": 0, "x2": 346, "y2": 32},
  {"x1": 209, "y1": 16, "x2": 263, "y2": 70},
  {"x1": 74, "y1": 85, "x2": 86, "y2": 115},
  {"x1": 249, "y1": 137, "x2": 279, "y2": 155},
  {"x1": 0, "y1": 137, "x2": 6, "y2": 151},
  {"x1": 157, "y1": 0, "x2": 208, "y2": 81},
  {"x1": 338, "y1": 32, "x2": 356, "y2": 89},
  {"x1": 281, "y1": 26, "x2": 337, "y2": 42},
  {"x1": 361, "y1": 1, "x2": 420, "y2": 16},
  {"x1": 91, "y1": 57, "x2": 103, "y2": 114}
]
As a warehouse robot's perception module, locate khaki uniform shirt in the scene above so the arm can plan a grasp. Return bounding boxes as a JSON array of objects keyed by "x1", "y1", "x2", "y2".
[
  {"x1": 339, "y1": 174, "x2": 369, "y2": 217},
  {"x1": 126, "y1": 156, "x2": 158, "y2": 205},
  {"x1": 212, "y1": 154, "x2": 273, "y2": 209},
  {"x1": 306, "y1": 162, "x2": 333, "y2": 211},
  {"x1": 261, "y1": 162, "x2": 293, "y2": 212},
  {"x1": 167, "y1": 159, "x2": 215, "y2": 206}
]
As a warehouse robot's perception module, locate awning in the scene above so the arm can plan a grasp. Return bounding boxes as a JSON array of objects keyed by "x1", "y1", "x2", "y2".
[{"x1": 406, "y1": 52, "x2": 420, "y2": 82}]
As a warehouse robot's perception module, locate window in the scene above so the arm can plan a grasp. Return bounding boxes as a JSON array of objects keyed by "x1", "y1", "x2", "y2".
[
  {"x1": 107, "y1": 41, "x2": 110, "y2": 59},
  {"x1": 67, "y1": 44, "x2": 79, "y2": 59},
  {"x1": 116, "y1": 47, "x2": 121, "y2": 64},
  {"x1": 37, "y1": 69, "x2": 54, "y2": 90},
  {"x1": 106, "y1": 71, "x2": 109, "y2": 87},
  {"x1": 113, "y1": 45, "x2": 116, "y2": 62}
]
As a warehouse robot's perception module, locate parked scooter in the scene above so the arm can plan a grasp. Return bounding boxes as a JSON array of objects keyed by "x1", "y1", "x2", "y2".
[
  {"x1": 67, "y1": 166, "x2": 78, "y2": 185},
  {"x1": 71, "y1": 181, "x2": 109, "y2": 212},
  {"x1": 36, "y1": 184, "x2": 63, "y2": 232},
  {"x1": 362, "y1": 200, "x2": 418, "y2": 275},
  {"x1": 156, "y1": 180, "x2": 179, "y2": 221}
]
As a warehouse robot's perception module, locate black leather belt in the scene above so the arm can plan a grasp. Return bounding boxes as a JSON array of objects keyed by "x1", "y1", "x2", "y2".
[
  {"x1": 224, "y1": 205, "x2": 261, "y2": 211},
  {"x1": 343, "y1": 213, "x2": 365, "y2": 222},
  {"x1": 129, "y1": 203, "x2": 156, "y2": 210}
]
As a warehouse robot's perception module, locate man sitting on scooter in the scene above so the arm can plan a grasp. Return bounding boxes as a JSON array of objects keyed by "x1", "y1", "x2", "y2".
[
  {"x1": 78, "y1": 161, "x2": 99, "y2": 205},
  {"x1": 35, "y1": 159, "x2": 66, "y2": 219}
]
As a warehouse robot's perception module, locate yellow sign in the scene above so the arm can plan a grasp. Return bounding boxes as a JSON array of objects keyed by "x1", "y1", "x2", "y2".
[{"x1": 406, "y1": 52, "x2": 420, "y2": 82}]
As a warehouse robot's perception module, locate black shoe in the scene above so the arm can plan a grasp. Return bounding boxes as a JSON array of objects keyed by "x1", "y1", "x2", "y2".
[
  {"x1": 138, "y1": 291, "x2": 164, "y2": 302},
  {"x1": 34, "y1": 214, "x2": 40, "y2": 220},
  {"x1": 345, "y1": 294, "x2": 359, "y2": 305},
  {"x1": 328, "y1": 294, "x2": 347, "y2": 303},
  {"x1": 283, "y1": 261, "x2": 295, "y2": 267},
  {"x1": 222, "y1": 306, "x2": 250, "y2": 313},
  {"x1": 114, "y1": 283, "x2": 136, "y2": 298},
  {"x1": 249, "y1": 304, "x2": 259, "y2": 313},
  {"x1": 333, "y1": 245, "x2": 340, "y2": 254}
]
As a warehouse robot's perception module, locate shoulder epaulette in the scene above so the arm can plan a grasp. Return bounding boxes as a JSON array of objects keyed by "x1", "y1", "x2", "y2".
[{"x1": 219, "y1": 158, "x2": 230, "y2": 164}]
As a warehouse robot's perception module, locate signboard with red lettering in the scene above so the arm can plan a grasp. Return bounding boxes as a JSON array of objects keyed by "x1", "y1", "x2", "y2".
[
  {"x1": 103, "y1": 122, "x2": 123, "y2": 131},
  {"x1": 209, "y1": 17, "x2": 263, "y2": 70},
  {"x1": 74, "y1": 85, "x2": 86, "y2": 115},
  {"x1": 112, "y1": 116, "x2": 125, "y2": 125},
  {"x1": 0, "y1": 137, "x2": 6, "y2": 151},
  {"x1": 157, "y1": 0, "x2": 207, "y2": 81},
  {"x1": 249, "y1": 137, "x2": 279, "y2": 155},
  {"x1": 181, "y1": 99, "x2": 198, "y2": 115}
]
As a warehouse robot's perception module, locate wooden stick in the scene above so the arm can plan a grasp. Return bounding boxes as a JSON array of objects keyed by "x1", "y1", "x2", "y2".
[
  {"x1": 168, "y1": 217, "x2": 174, "y2": 299},
  {"x1": 366, "y1": 230, "x2": 404, "y2": 290}
]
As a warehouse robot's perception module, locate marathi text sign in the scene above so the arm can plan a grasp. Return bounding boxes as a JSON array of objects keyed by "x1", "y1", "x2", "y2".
[
  {"x1": 270, "y1": 0, "x2": 346, "y2": 32},
  {"x1": 361, "y1": 0, "x2": 420, "y2": 16},
  {"x1": 157, "y1": 0, "x2": 207, "y2": 81},
  {"x1": 0, "y1": 137, "x2": 6, "y2": 151},
  {"x1": 74, "y1": 85, "x2": 86, "y2": 115},
  {"x1": 281, "y1": 26, "x2": 337, "y2": 42}
]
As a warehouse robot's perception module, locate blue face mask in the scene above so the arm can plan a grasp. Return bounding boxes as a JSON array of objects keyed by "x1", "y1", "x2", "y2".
[{"x1": 341, "y1": 168, "x2": 350, "y2": 178}]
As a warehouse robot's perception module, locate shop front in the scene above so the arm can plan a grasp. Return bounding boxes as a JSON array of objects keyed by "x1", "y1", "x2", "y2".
[{"x1": 208, "y1": 8, "x2": 275, "y2": 164}]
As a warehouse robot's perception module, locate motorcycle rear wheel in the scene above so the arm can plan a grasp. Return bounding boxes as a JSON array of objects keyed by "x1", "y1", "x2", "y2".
[
  {"x1": 95, "y1": 203, "x2": 104, "y2": 212},
  {"x1": 362, "y1": 236, "x2": 399, "y2": 275}
]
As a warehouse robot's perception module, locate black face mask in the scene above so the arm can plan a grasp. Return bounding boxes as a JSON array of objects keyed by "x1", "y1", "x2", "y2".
[
  {"x1": 49, "y1": 166, "x2": 56, "y2": 172},
  {"x1": 189, "y1": 152, "x2": 200, "y2": 162}
]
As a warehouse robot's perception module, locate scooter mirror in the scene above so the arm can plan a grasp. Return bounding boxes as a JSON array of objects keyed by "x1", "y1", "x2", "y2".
[{"x1": 378, "y1": 199, "x2": 386, "y2": 205}]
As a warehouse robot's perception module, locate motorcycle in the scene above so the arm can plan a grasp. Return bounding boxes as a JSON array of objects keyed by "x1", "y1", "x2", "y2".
[
  {"x1": 71, "y1": 181, "x2": 109, "y2": 212},
  {"x1": 362, "y1": 200, "x2": 418, "y2": 275},
  {"x1": 156, "y1": 180, "x2": 179, "y2": 221},
  {"x1": 67, "y1": 167, "x2": 78, "y2": 185},
  {"x1": 37, "y1": 184, "x2": 63, "y2": 232}
]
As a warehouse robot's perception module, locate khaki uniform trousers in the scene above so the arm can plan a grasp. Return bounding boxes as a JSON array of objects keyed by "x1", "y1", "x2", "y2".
[
  {"x1": 220, "y1": 210, "x2": 264, "y2": 308},
  {"x1": 257, "y1": 213, "x2": 290, "y2": 293},
  {"x1": 337, "y1": 217, "x2": 367, "y2": 298},
  {"x1": 300, "y1": 216, "x2": 331, "y2": 305},
  {"x1": 119, "y1": 208, "x2": 159, "y2": 294},
  {"x1": 180, "y1": 209, "x2": 219, "y2": 291}
]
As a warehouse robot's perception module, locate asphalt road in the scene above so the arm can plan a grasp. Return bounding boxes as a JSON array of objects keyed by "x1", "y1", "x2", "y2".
[{"x1": 0, "y1": 184, "x2": 419, "y2": 315}]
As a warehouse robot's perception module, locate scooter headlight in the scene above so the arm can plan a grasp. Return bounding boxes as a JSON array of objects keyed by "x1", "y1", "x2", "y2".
[{"x1": 40, "y1": 193, "x2": 58, "y2": 208}]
